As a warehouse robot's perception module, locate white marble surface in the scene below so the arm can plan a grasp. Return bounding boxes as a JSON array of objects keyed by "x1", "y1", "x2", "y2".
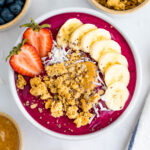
[{"x1": 0, "y1": 0, "x2": 150, "y2": 150}]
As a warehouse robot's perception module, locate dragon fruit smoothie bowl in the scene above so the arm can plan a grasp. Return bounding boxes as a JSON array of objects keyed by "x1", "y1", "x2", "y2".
[{"x1": 8, "y1": 8, "x2": 142, "y2": 140}]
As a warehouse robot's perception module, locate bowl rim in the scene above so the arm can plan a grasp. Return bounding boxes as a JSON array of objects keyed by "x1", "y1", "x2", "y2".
[
  {"x1": 8, "y1": 7, "x2": 142, "y2": 140},
  {"x1": 0, "y1": 0, "x2": 30, "y2": 30},
  {"x1": 90, "y1": 0, "x2": 150, "y2": 15},
  {"x1": 0, "y1": 112, "x2": 23, "y2": 149}
]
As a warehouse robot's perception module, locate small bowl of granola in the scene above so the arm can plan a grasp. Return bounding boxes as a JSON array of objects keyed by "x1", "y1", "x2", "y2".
[{"x1": 90, "y1": 0, "x2": 149, "y2": 14}]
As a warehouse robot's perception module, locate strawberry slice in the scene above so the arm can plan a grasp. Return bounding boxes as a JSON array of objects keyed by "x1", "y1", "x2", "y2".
[
  {"x1": 6, "y1": 39, "x2": 43, "y2": 77},
  {"x1": 21, "y1": 18, "x2": 53, "y2": 58}
]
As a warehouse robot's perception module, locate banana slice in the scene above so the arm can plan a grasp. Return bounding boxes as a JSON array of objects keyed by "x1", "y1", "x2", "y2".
[
  {"x1": 69, "y1": 24, "x2": 97, "y2": 51},
  {"x1": 56, "y1": 18, "x2": 83, "y2": 48},
  {"x1": 98, "y1": 52, "x2": 128, "y2": 74},
  {"x1": 90, "y1": 40, "x2": 121, "y2": 61},
  {"x1": 104, "y1": 82, "x2": 129, "y2": 111},
  {"x1": 104, "y1": 64, "x2": 130, "y2": 87},
  {"x1": 81, "y1": 29, "x2": 111, "y2": 53}
]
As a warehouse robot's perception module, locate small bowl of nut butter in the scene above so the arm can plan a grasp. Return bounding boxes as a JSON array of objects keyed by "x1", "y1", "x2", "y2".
[
  {"x1": 0, "y1": 112, "x2": 22, "y2": 150},
  {"x1": 90, "y1": 0, "x2": 149, "y2": 14}
]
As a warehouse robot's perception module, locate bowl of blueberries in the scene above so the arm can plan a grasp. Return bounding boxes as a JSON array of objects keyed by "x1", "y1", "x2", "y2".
[{"x1": 0, "y1": 0, "x2": 30, "y2": 30}]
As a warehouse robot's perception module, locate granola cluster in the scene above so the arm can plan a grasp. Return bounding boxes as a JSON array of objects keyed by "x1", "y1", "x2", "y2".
[
  {"x1": 16, "y1": 74, "x2": 27, "y2": 90},
  {"x1": 17, "y1": 50, "x2": 103, "y2": 128},
  {"x1": 30, "y1": 77, "x2": 51, "y2": 100}
]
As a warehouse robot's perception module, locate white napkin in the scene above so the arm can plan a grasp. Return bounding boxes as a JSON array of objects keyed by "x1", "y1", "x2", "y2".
[{"x1": 128, "y1": 91, "x2": 150, "y2": 150}]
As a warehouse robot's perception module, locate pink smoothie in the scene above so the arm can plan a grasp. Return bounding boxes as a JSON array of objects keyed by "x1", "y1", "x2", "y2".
[{"x1": 14, "y1": 12, "x2": 136, "y2": 135}]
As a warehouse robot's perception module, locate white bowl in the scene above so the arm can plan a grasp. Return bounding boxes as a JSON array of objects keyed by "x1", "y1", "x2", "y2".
[{"x1": 8, "y1": 7, "x2": 142, "y2": 140}]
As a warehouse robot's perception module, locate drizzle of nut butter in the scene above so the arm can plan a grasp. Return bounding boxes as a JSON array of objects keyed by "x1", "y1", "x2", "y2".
[{"x1": 81, "y1": 61, "x2": 97, "y2": 90}]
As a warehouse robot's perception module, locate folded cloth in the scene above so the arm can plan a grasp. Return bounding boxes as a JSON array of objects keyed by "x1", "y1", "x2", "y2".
[{"x1": 127, "y1": 91, "x2": 150, "y2": 150}]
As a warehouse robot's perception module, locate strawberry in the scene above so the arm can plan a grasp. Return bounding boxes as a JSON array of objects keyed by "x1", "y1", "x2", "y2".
[
  {"x1": 21, "y1": 18, "x2": 53, "y2": 58},
  {"x1": 6, "y1": 39, "x2": 44, "y2": 77}
]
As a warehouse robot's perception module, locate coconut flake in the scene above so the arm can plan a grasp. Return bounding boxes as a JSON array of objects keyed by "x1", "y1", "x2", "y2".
[
  {"x1": 89, "y1": 114, "x2": 96, "y2": 124},
  {"x1": 53, "y1": 40, "x2": 57, "y2": 45},
  {"x1": 98, "y1": 102, "x2": 110, "y2": 111},
  {"x1": 93, "y1": 104, "x2": 99, "y2": 117},
  {"x1": 96, "y1": 71, "x2": 107, "y2": 90},
  {"x1": 96, "y1": 71, "x2": 105, "y2": 85},
  {"x1": 41, "y1": 56, "x2": 48, "y2": 61},
  {"x1": 43, "y1": 59, "x2": 50, "y2": 64},
  {"x1": 94, "y1": 82, "x2": 102, "y2": 86},
  {"x1": 74, "y1": 60, "x2": 84, "y2": 64}
]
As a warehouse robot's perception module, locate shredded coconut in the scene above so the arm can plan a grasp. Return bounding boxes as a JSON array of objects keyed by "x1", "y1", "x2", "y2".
[
  {"x1": 41, "y1": 56, "x2": 47, "y2": 61},
  {"x1": 74, "y1": 60, "x2": 85, "y2": 64},
  {"x1": 93, "y1": 103, "x2": 99, "y2": 117},
  {"x1": 94, "y1": 82, "x2": 102, "y2": 86},
  {"x1": 96, "y1": 71, "x2": 105, "y2": 85},
  {"x1": 89, "y1": 114, "x2": 96, "y2": 124},
  {"x1": 98, "y1": 102, "x2": 110, "y2": 111},
  {"x1": 43, "y1": 41, "x2": 68, "y2": 66},
  {"x1": 53, "y1": 40, "x2": 57, "y2": 45},
  {"x1": 44, "y1": 40, "x2": 97, "y2": 66}
]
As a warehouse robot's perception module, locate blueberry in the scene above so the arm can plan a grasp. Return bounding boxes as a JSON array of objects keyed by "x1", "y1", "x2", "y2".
[
  {"x1": 9, "y1": 2, "x2": 22, "y2": 15},
  {"x1": 1, "y1": 8, "x2": 14, "y2": 22},
  {"x1": 16, "y1": 0, "x2": 24, "y2": 7},
  {"x1": 0, "y1": 17, "x2": 5, "y2": 25},
  {"x1": 6, "y1": 0, "x2": 14, "y2": 5},
  {"x1": 0, "y1": 0, "x2": 5, "y2": 7}
]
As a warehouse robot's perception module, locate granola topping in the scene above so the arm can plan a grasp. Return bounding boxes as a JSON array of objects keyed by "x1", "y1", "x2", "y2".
[
  {"x1": 27, "y1": 45, "x2": 105, "y2": 128},
  {"x1": 16, "y1": 74, "x2": 27, "y2": 90}
]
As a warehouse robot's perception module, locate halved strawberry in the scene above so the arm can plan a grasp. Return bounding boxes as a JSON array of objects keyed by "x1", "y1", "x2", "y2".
[
  {"x1": 21, "y1": 18, "x2": 53, "y2": 58},
  {"x1": 6, "y1": 39, "x2": 43, "y2": 77}
]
